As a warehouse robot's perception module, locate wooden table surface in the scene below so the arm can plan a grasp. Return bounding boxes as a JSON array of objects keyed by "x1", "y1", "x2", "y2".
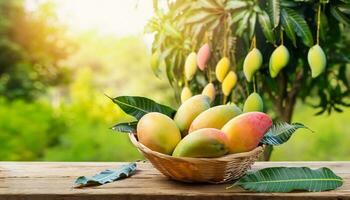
[{"x1": 0, "y1": 161, "x2": 349, "y2": 200}]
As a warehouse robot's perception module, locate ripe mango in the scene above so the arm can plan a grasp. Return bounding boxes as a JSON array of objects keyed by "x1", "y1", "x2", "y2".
[
  {"x1": 243, "y1": 48, "x2": 263, "y2": 82},
  {"x1": 222, "y1": 71, "x2": 237, "y2": 96},
  {"x1": 172, "y1": 128, "x2": 229, "y2": 158},
  {"x1": 222, "y1": 112, "x2": 272, "y2": 153},
  {"x1": 215, "y1": 57, "x2": 230, "y2": 82},
  {"x1": 184, "y1": 52, "x2": 197, "y2": 81},
  {"x1": 202, "y1": 83, "x2": 216, "y2": 102},
  {"x1": 174, "y1": 95, "x2": 211, "y2": 134},
  {"x1": 181, "y1": 86, "x2": 192, "y2": 103},
  {"x1": 189, "y1": 105, "x2": 242, "y2": 133},
  {"x1": 197, "y1": 43, "x2": 210, "y2": 71},
  {"x1": 137, "y1": 112, "x2": 181, "y2": 155},
  {"x1": 308, "y1": 44, "x2": 326, "y2": 78},
  {"x1": 243, "y1": 92, "x2": 264, "y2": 112},
  {"x1": 269, "y1": 45, "x2": 290, "y2": 78}
]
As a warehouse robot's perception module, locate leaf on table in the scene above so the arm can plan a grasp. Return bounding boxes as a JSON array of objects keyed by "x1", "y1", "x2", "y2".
[
  {"x1": 228, "y1": 167, "x2": 343, "y2": 192},
  {"x1": 111, "y1": 121, "x2": 137, "y2": 133},
  {"x1": 108, "y1": 95, "x2": 176, "y2": 120},
  {"x1": 260, "y1": 122, "x2": 312, "y2": 145},
  {"x1": 74, "y1": 162, "x2": 137, "y2": 188}
]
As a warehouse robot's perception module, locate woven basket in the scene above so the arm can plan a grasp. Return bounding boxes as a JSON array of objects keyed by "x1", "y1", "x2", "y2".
[{"x1": 129, "y1": 133, "x2": 264, "y2": 183}]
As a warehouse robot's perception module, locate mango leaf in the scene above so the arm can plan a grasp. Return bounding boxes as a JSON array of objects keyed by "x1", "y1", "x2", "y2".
[
  {"x1": 249, "y1": 12, "x2": 257, "y2": 39},
  {"x1": 111, "y1": 121, "x2": 137, "y2": 133},
  {"x1": 261, "y1": 122, "x2": 312, "y2": 145},
  {"x1": 258, "y1": 11, "x2": 276, "y2": 44},
  {"x1": 225, "y1": 0, "x2": 248, "y2": 10},
  {"x1": 229, "y1": 167, "x2": 343, "y2": 192},
  {"x1": 331, "y1": 6, "x2": 350, "y2": 26},
  {"x1": 281, "y1": 9, "x2": 297, "y2": 47},
  {"x1": 74, "y1": 163, "x2": 137, "y2": 188},
  {"x1": 283, "y1": 8, "x2": 314, "y2": 47},
  {"x1": 110, "y1": 96, "x2": 176, "y2": 120},
  {"x1": 268, "y1": 0, "x2": 281, "y2": 28}
]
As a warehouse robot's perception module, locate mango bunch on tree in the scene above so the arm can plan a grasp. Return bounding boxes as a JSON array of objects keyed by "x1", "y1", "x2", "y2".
[{"x1": 145, "y1": 0, "x2": 350, "y2": 160}]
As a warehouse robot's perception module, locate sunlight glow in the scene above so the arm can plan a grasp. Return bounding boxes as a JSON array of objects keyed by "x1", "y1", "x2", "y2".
[{"x1": 26, "y1": 0, "x2": 154, "y2": 36}]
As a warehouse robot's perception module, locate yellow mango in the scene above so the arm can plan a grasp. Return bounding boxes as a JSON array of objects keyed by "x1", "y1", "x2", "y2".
[
  {"x1": 215, "y1": 57, "x2": 230, "y2": 82},
  {"x1": 137, "y1": 112, "x2": 181, "y2": 155},
  {"x1": 189, "y1": 104, "x2": 242, "y2": 133},
  {"x1": 184, "y1": 52, "x2": 197, "y2": 81},
  {"x1": 308, "y1": 44, "x2": 326, "y2": 78},
  {"x1": 181, "y1": 86, "x2": 192, "y2": 103},
  {"x1": 222, "y1": 71, "x2": 237, "y2": 96},
  {"x1": 172, "y1": 128, "x2": 229, "y2": 158},
  {"x1": 202, "y1": 83, "x2": 216, "y2": 102},
  {"x1": 174, "y1": 95, "x2": 211, "y2": 134},
  {"x1": 269, "y1": 45, "x2": 290, "y2": 78},
  {"x1": 243, "y1": 48, "x2": 263, "y2": 82},
  {"x1": 243, "y1": 92, "x2": 264, "y2": 112}
]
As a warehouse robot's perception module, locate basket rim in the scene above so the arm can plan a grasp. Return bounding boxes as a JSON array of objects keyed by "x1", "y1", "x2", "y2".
[{"x1": 129, "y1": 133, "x2": 264, "y2": 162}]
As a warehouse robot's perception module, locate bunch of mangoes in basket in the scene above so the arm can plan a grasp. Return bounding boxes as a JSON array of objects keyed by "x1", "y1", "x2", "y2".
[{"x1": 136, "y1": 95, "x2": 272, "y2": 158}]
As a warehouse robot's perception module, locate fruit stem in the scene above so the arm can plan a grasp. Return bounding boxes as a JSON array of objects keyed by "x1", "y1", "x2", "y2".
[
  {"x1": 280, "y1": 29, "x2": 284, "y2": 45},
  {"x1": 253, "y1": 75, "x2": 257, "y2": 93},
  {"x1": 222, "y1": 95, "x2": 227, "y2": 104},
  {"x1": 317, "y1": 3, "x2": 321, "y2": 45},
  {"x1": 207, "y1": 68, "x2": 212, "y2": 83},
  {"x1": 223, "y1": 16, "x2": 228, "y2": 57}
]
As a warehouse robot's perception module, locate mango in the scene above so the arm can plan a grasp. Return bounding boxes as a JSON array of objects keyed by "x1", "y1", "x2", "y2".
[
  {"x1": 189, "y1": 105, "x2": 242, "y2": 133},
  {"x1": 172, "y1": 128, "x2": 229, "y2": 158},
  {"x1": 222, "y1": 71, "x2": 237, "y2": 96},
  {"x1": 215, "y1": 57, "x2": 230, "y2": 82},
  {"x1": 308, "y1": 44, "x2": 326, "y2": 78},
  {"x1": 137, "y1": 112, "x2": 181, "y2": 155},
  {"x1": 197, "y1": 43, "x2": 210, "y2": 71},
  {"x1": 243, "y1": 92, "x2": 264, "y2": 112},
  {"x1": 181, "y1": 86, "x2": 192, "y2": 103},
  {"x1": 222, "y1": 112, "x2": 272, "y2": 153},
  {"x1": 243, "y1": 48, "x2": 263, "y2": 82},
  {"x1": 202, "y1": 83, "x2": 216, "y2": 102},
  {"x1": 184, "y1": 52, "x2": 197, "y2": 81},
  {"x1": 269, "y1": 45, "x2": 290, "y2": 78},
  {"x1": 174, "y1": 95, "x2": 211, "y2": 134}
]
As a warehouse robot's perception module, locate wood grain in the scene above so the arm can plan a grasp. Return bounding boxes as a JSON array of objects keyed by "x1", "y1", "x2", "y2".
[{"x1": 0, "y1": 162, "x2": 349, "y2": 200}]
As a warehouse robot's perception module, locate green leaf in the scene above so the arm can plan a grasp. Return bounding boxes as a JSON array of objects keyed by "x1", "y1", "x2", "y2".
[
  {"x1": 249, "y1": 12, "x2": 257, "y2": 39},
  {"x1": 268, "y1": 0, "x2": 281, "y2": 28},
  {"x1": 258, "y1": 11, "x2": 276, "y2": 44},
  {"x1": 74, "y1": 163, "x2": 137, "y2": 188},
  {"x1": 225, "y1": 0, "x2": 247, "y2": 10},
  {"x1": 283, "y1": 8, "x2": 314, "y2": 47},
  {"x1": 236, "y1": 11, "x2": 251, "y2": 36},
  {"x1": 281, "y1": 9, "x2": 297, "y2": 47},
  {"x1": 230, "y1": 167, "x2": 343, "y2": 192},
  {"x1": 331, "y1": 6, "x2": 350, "y2": 26},
  {"x1": 111, "y1": 121, "x2": 137, "y2": 133},
  {"x1": 110, "y1": 96, "x2": 176, "y2": 120},
  {"x1": 261, "y1": 122, "x2": 312, "y2": 145}
]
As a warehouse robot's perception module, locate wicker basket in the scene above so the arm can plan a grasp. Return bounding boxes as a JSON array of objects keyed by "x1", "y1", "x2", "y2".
[{"x1": 129, "y1": 133, "x2": 264, "y2": 184}]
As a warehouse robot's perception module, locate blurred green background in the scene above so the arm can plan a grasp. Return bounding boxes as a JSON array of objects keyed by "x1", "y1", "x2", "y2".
[{"x1": 0, "y1": 0, "x2": 349, "y2": 161}]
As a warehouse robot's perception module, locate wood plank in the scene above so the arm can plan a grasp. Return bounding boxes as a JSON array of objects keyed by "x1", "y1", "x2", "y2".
[{"x1": 0, "y1": 162, "x2": 349, "y2": 200}]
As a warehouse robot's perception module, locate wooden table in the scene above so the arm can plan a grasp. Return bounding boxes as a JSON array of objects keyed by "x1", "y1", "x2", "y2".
[{"x1": 0, "y1": 162, "x2": 349, "y2": 200}]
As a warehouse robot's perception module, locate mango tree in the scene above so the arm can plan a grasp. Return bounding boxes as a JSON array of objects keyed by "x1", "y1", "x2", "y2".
[{"x1": 146, "y1": 0, "x2": 350, "y2": 160}]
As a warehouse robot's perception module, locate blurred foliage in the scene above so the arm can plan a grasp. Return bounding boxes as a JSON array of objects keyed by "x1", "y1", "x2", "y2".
[
  {"x1": 147, "y1": 0, "x2": 350, "y2": 122},
  {"x1": 0, "y1": 0, "x2": 75, "y2": 100}
]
